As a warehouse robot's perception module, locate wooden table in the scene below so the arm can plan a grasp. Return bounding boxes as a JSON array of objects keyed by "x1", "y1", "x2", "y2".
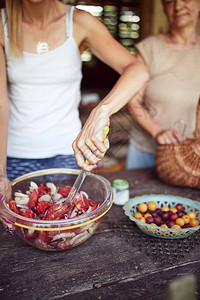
[{"x1": 0, "y1": 168, "x2": 200, "y2": 300}]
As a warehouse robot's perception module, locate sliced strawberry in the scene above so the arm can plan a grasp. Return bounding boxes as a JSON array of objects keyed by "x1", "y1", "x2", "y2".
[
  {"x1": 28, "y1": 190, "x2": 38, "y2": 210},
  {"x1": 9, "y1": 199, "x2": 20, "y2": 214},
  {"x1": 37, "y1": 184, "x2": 51, "y2": 197},
  {"x1": 43, "y1": 203, "x2": 62, "y2": 220},
  {"x1": 39, "y1": 231, "x2": 51, "y2": 243},
  {"x1": 58, "y1": 185, "x2": 71, "y2": 198},
  {"x1": 75, "y1": 194, "x2": 90, "y2": 212},
  {"x1": 74, "y1": 196, "x2": 83, "y2": 211},
  {"x1": 89, "y1": 200, "x2": 98, "y2": 211},
  {"x1": 36, "y1": 201, "x2": 52, "y2": 214},
  {"x1": 25, "y1": 229, "x2": 39, "y2": 240},
  {"x1": 20, "y1": 209, "x2": 34, "y2": 219},
  {"x1": 80, "y1": 191, "x2": 90, "y2": 210}
]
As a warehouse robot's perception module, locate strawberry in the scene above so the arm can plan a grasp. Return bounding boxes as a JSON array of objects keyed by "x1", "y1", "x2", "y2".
[
  {"x1": 20, "y1": 209, "x2": 34, "y2": 218},
  {"x1": 37, "y1": 201, "x2": 52, "y2": 214},
  {"x1": 9, "y1": 199, "x2": 20, "y2": 214},
  {"x1": 28, "y1": 190, "x2": 38, "y2": 210},
  {"x1": 58, "y1": 185, "x2": 71, "y2": 198}
]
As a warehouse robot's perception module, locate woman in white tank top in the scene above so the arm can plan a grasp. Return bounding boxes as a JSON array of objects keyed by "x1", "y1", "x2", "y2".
[{"x1": 0, "y1": 0, "x2": 149, "y2": 193}]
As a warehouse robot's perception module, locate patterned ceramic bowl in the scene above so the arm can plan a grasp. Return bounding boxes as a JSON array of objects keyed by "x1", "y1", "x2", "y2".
[{"x1": 123, "y1": 194, "x2": 200, "y2": 239}]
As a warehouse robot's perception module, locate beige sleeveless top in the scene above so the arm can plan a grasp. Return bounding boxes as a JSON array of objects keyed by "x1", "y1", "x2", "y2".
[{"x1": 130, "y1": 35, "x2": 200, "y2": 154}]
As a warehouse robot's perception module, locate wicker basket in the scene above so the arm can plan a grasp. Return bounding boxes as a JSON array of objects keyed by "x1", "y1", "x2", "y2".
[{"x1": 155, "y1": 100, "x2": 200, "y2": 188}]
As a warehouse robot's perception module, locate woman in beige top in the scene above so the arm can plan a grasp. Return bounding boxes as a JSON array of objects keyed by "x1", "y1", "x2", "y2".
[{"x1": 126, "y1": 0, "x2": 200, "y2": 169}]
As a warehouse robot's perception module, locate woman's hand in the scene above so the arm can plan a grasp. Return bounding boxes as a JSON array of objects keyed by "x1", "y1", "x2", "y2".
[
  {"x1": 155, "y1": 129, "x2": 185, "y2": 145},
  {"x1": 72, "y1": 105, "x2": 110, "y2": 171},
  {"x1": 0, "y1": 174, "x2": 11, "y2": 200}
]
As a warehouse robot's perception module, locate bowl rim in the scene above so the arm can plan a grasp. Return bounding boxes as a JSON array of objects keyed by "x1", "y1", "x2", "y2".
[
  {"x1": 123, "y1": 194, "x2": 200, "y2": 232},
  {"x1": 1, "y1": 168, "x2": 113, "y2": 230}
]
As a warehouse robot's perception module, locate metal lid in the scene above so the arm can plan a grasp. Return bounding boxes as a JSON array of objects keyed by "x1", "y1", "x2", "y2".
[{"x1": 112, "y1": 179, "x2": 129, "y2": 190}]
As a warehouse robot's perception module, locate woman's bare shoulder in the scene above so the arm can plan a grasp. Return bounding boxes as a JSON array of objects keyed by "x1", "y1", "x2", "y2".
[
  {"x1": 73, "y1": 8, "x2": 101, "y2": 47},
  {"x1": 73, "y1": 7, "x2": 110, "y2": 45},
  {"x1": 73, "y1": 7, "x2": 101, "y2": 29}
]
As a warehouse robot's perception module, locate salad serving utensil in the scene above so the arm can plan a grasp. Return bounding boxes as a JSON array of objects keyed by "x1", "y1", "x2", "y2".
[
  {"x1": 50, "y1": 126, "x2": 109, "y2": 219},
  {"x1": 67, "y1": 125, "x2": 109, "y2": 205}
]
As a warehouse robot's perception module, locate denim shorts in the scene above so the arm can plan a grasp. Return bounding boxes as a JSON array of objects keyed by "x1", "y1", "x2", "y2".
[
  {"x1": 7, "y1": 155, "x2": 79, "y2": 181},
  {"x1": 126, "y1": 143, "x2": 155, "y2": 170}
]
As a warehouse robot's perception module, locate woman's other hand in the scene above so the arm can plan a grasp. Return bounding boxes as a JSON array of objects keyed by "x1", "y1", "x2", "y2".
[
  {"x1": 72, "y1": 106, "x2": 110, "y2": 171},
  {"x1": 155, "y1": 129, "x2": 185, "y2": 145},
  {"x1": 0, "y1": 175, "x2": 11, "y2": 200}
]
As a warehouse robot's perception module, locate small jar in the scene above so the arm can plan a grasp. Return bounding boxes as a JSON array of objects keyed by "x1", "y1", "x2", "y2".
[{"x1": 112, "y1": 179, "x2": 129, "y2": 206}]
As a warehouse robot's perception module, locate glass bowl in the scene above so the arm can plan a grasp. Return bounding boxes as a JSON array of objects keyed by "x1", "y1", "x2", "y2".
[
  {"x1": 0, "y1": 169, "x2": 113, "y2": 251},
  {"x1": 123, "y1": 194, "x2": 200, "y2": 239}
]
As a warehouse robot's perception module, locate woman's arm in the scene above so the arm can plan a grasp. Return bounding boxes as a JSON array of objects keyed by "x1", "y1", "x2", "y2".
[
  {"x1": 72, "y1": 10, "x2": 149, "y2": 171},
  {"x1": 0, "y1": 21, "x2": 10, "y2": 196},
  {"x1": 127, "y1": 53, "x2": 185, "y2": 145}
]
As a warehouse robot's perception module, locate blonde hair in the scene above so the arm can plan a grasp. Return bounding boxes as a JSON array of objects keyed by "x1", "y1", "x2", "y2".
[{"x1": 6, "y1": 0, "x2": 23, "y2": 57}]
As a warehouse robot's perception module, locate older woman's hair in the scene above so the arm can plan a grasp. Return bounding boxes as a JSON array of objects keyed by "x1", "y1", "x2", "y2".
[{"x1": 6, "y1": 0, "x2": 23, "y2": 57}]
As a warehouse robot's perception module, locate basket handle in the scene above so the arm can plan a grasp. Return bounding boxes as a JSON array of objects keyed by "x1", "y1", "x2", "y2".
[
  {"x1": 173, "y1": 120, "x2": 186, "y2": 136},
  {"x1": 195, "y1": 97, "x2": 200, "y2": 138}
]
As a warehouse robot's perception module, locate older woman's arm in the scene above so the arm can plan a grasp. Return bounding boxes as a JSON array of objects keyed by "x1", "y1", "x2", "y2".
[{"x1": 127, "y1": 53, "x2": 185, "y2": 146}]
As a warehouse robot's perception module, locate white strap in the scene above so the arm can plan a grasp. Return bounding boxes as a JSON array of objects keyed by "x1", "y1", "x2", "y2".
[
  {"x1": 1, "y1": 8, "x2": 9, "y2": 44},
  {"x1": 66, "y1": 5, "x2": 74, "y2": 38}
]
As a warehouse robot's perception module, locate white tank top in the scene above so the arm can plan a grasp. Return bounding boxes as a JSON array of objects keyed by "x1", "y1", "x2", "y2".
[{"x1": 1, "y1": 5, "x2": 82, "y2": 158}]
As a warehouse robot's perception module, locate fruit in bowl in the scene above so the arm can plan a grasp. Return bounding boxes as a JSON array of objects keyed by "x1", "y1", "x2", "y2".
[
  {"x1": 135, "y1": 201, "x2": 199, "y2": 229},
  {"x1": 123, "y1": 195, "x2": 200, "y2": 239},
  {"x1": 0, "y1": 169, "x2": 113, "y2": 251}
]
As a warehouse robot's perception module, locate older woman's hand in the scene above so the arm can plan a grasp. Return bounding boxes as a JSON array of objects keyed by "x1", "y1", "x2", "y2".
[
  {"x1": 155, "y1": 129, "x2": 185, "y2": 145},
  {"x1": 72, "y1": 106, "x2": 110, "y2": 171}
]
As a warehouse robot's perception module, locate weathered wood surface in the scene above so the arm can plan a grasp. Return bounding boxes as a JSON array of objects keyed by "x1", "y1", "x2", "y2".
[{"x1": 0, "y1": 168, "x2": 200, "y2": 300}]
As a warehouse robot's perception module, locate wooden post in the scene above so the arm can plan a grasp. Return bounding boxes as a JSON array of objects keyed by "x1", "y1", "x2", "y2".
[
  {"x1": 0, "y1": 0, "x2": 5, "y2": 9},
  {"x1": 139, "y1": 0, "x2": 153, "y2": 40}
]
